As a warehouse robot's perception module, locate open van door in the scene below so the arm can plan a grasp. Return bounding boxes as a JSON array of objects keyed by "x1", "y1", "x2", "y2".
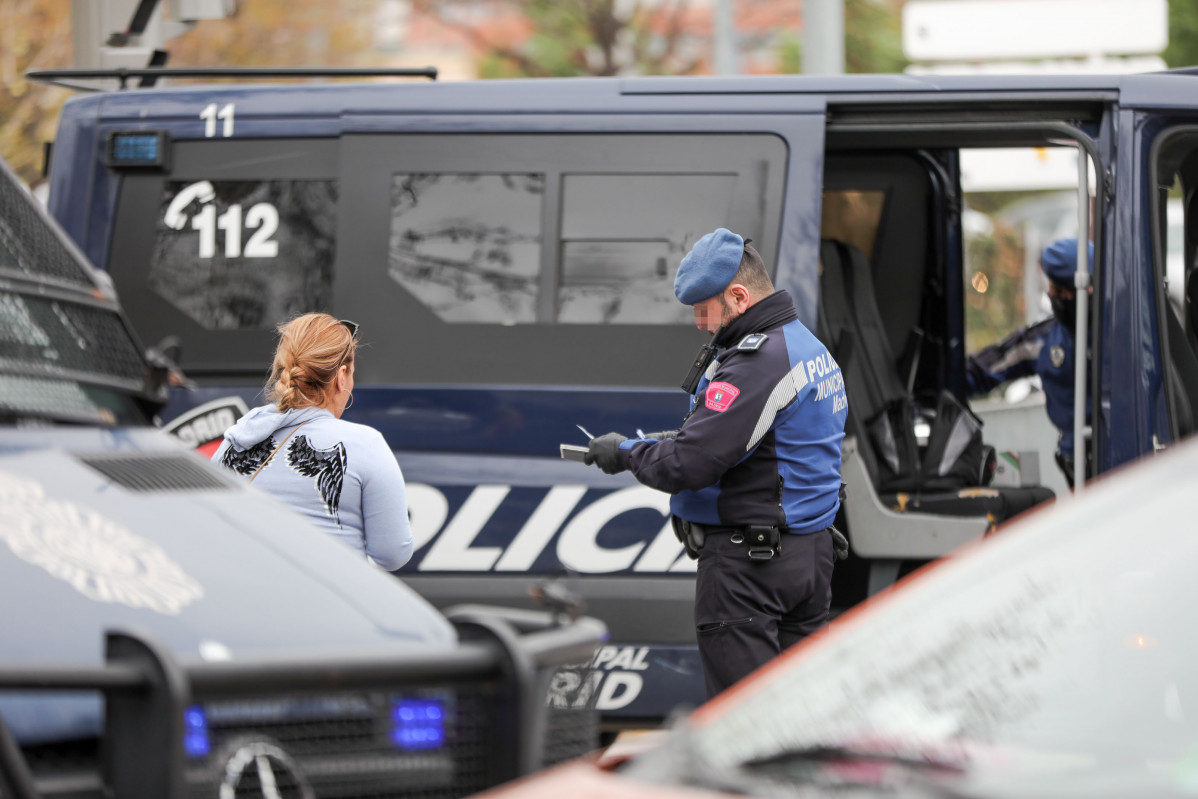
[{"x1": 816, "y1": 107, "x2": 1107, "y2": 600}]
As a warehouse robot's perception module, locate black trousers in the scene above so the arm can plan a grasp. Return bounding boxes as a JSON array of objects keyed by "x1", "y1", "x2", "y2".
[{"x1": 694, "y1": 527, "x2": 835, "y2": 698}]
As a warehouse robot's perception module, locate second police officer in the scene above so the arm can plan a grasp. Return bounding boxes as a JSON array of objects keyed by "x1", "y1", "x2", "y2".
[
  {"x1": 966, "y1": 237, "x2": 1093, "y2": 485},
  {"x1": 584, "y1": 228, "x2": 849, "y2": 698}
]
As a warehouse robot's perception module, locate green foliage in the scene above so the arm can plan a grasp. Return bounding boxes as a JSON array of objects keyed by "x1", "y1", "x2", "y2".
[
  {"x1": 776, "y1": 30, "x2": 802, "y2": 75},
  {"x1": 772, "y1": 0, "x2": 907, "y2": 76},
  {"x1": 448, "y1": 0, "x2": 908, "y2": 78},
  {"x1": 0, "y1": 0, "x2": 72, "y2": 188},
  {"x1": 434, "y1": 0, "x2": 698, "y2": 78},
  {"x1": 845, "y1": 0, "x2": 908, "y2": 74},
  {"x1": 475, "y1": 0, "x2": 593, "y2": 77},
  {"x1": 1165, "y1": 0, "x2": 1198, "y2": 69}
]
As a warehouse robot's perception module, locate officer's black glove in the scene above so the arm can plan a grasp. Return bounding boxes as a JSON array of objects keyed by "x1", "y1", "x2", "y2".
[
  {"x1": 584, "y1": 433, "x2": 627, "y2": 474},
  {"x1": 830, "y1": 526, "x2": 849, "y2": 561},
  {"x1": 643, "y1": 429, "x2": 679, "y2": 441}
]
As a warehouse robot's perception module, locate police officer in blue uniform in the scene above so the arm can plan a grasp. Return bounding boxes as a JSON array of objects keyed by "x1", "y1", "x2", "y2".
[
  {"x1": 967, "y1": 237, "x2": 1092, "y2": 484},
  {"x1": 584, "y1": 228, "x2": 848, "y2": 697}
]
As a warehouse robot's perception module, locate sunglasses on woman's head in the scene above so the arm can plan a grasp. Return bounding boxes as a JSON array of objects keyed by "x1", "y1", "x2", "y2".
[{"x1": 335, "y1": 319, "x2": 360, "y2": 370}]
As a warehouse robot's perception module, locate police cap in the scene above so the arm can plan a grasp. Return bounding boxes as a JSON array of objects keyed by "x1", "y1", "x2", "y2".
[
  {"x1": 674, "y1": 228, "x2": 745, "y2": 305},
  {"x1": 1041, "y1": 238, "x2": 1094, "y2": 286}
]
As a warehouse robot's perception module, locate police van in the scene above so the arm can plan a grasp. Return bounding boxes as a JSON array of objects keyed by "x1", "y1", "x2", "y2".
[{"x1": 36, "y1": 66, "x2": 1198, "y2": 728}]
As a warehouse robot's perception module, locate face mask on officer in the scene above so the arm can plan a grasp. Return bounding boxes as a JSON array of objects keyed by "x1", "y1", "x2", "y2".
[
  {"x1": 1049, "y1": 284, "x2": 1076, "y2": 331},
  {"x1": 1040, "y1": 238, "x2": 1091, "y2": 333}
]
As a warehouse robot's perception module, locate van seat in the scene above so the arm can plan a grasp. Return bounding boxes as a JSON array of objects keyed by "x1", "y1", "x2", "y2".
[{"x1": 818, "y1": 238, "x2": 1053, "y2": 589}]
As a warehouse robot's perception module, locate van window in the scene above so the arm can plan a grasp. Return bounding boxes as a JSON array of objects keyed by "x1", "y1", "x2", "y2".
[
  {"x1": 387, "y1": 170, "x2": 760, "y2": 327},
  {"x1": 389, "y1": 173, "x2": 543, "y2": 325},
  {"x1": 558, "y1": 173, "x2": 739, "y2": 326},
  {"x1": 1150, "y1": 129, "x2": 1198, "y2": 441},
  {"x1": 958, "y1": 146, "x2": 1083, "y2": 355},
  {"x1": 152, "y1": 179, "x2": 338, "y2": 329},
  {"x1": 338, "y1": 133, "x2": 787, "y2": 387},
  {"x1": 107, "y1": 133, "x2": 786, "y2": 385}
]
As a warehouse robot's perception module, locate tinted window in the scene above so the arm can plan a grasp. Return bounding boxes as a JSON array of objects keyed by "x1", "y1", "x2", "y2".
[
  {"x1": 336, "y1": 133, "x2": 787, "y2": 387},
  {"x1": 386, "y1": 171, "x2": 757, "y2": 327},
  {"x1": 152, "y1": 179, "x2": 338, "y2": 330},
  {"x1": 108, "y1": 134, "x2": 786, "y2": 387},
  {"x1": 389, "y1": 173, "x2": 543, "y2": 325},
  {"x1": 106, "y1": 139, "x2": 338, "y2": 377},
  {"x1": 1150, "y1": 127, "x2": 1198, "y2": 443},
  {"x1": 558, "y1": 174, "x2": 737, "y2": 325}
]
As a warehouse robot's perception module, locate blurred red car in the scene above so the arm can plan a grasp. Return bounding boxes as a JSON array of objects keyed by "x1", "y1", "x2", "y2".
[{"x1": 479, "y1": 436, "x2": 1198, "y2": 798}]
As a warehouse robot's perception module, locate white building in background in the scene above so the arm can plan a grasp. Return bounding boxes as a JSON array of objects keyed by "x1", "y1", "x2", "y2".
[
  {"x1": 901, "y1": 0, "x2": 1172, "y2": 304},
  {"x1": 902, "y1": 0, "x2": 1168, "y2": 76}
]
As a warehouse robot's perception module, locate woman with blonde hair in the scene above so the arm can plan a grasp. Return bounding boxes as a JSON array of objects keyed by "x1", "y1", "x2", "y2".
[{"x1": 212, "y1": 312, "x2": 413, "y2": 570}]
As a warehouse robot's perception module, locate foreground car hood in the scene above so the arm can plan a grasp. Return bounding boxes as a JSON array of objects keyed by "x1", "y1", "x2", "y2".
[{"x1": 0, "y1": 427, "x2": 455, "y2": 742}]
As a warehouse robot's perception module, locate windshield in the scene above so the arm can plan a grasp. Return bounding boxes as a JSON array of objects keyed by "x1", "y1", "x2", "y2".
[{"x1": 627, "y1": 444, "x2": 1198, "y2": 796}]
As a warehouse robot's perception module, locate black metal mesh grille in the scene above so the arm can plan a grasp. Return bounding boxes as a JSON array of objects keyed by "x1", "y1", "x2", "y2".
[
  {"x1": 0, "y1": 165, "x2": 96, "y2": 288},
  {"x1": 0, "y1": 294, "x2": 146, "y2": 384},
  {"x1": 78, "y1": 452, "x2": 232, "y2": 492},
  {"x1": 182, "y1": 688, "x2": 501, "y2": 799}
]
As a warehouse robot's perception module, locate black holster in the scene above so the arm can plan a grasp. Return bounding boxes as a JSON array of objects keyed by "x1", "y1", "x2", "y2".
[{"x1": 671, "y1": 515, "x2": 705, "y2": 560}]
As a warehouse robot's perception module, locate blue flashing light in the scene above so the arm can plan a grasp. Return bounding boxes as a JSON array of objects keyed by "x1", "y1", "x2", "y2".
[
  {"x1": 183, "y1": 704, "x2": 210, "y2": 758},
  {"x1": 391, "y1": 698, "x2": 446, "y2": 751},
  {"x1": 106, "y1": 131, "x2": 170, "y2": 169}
]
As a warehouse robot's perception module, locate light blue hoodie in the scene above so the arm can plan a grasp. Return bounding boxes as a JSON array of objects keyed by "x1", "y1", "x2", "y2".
[{"x1": 212, "y1": 405, "x2": 414, "y2": 570}]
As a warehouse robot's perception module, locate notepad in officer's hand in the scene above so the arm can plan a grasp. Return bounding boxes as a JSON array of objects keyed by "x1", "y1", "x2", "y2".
[{"x1": 560, "y1": 444, "x2": 589, "y2": 463}]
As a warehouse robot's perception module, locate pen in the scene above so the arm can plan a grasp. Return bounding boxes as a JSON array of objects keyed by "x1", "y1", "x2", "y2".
[{"x1": 577, "y1": 424, "x2": 595, "y2": 440}]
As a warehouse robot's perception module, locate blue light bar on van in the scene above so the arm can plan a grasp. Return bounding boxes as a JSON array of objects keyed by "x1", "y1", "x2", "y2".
[
  {"x1": 106, "y1": 130, "x2": 171, "y2": 170},
  {"x1": 391, "y1": 698, "x2": 446, "y2": 750},
  {"x1": 183, "y1": 705, "x2": 210, "y2": 757}
]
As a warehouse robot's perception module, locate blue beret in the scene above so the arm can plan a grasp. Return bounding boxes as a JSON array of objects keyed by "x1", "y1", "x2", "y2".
[
  {"x1": 674, "y1": 228, "x2": 745, "y2": 304},
  {"x1": 1041, "y1": 238, "x2": 1093, "y2": 285}
]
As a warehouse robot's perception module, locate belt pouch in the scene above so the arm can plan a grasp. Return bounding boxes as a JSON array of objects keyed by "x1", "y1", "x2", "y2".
[{"x1": 745, "y1": 526, "x2": 780, "y2": 560}]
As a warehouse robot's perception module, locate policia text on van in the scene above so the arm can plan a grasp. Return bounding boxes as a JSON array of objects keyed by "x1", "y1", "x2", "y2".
[{"x1": 36, "y1": 67, "x2": 1198, "y2": 727}]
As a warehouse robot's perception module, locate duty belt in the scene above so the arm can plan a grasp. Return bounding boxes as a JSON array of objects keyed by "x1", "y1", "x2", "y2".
[{"x1": 671, "y1": 517, "x2": 782, "y2": 561}]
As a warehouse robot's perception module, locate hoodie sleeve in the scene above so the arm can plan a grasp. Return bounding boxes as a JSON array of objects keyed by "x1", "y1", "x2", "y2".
[{"x1": 358, "y1": 429, "x2": 415, "y2": 571}]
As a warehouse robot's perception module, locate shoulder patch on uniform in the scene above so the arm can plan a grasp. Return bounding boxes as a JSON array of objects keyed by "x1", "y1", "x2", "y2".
[
  {"x1": 737, "y1": 333, "x2": 769, "y2": 352},
  {"x1": 705, "y1": 381, "x2": 740, "y2": 412}
]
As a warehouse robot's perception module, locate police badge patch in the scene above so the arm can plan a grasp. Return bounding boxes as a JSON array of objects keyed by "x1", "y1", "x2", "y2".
[{"x1": 1051, "y1": 345, "x2": 1066, "y2": 368}]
